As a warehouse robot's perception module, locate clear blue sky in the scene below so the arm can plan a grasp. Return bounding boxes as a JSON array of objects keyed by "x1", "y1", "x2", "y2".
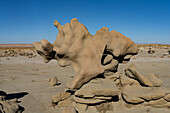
[{"x1": 0, "y1": 0, "x2": 170, "y2": 44}]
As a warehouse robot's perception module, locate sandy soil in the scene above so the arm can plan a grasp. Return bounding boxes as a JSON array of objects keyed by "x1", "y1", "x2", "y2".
[{"x1": 0, "y1": 48, "x2": 170, "y2": 113}]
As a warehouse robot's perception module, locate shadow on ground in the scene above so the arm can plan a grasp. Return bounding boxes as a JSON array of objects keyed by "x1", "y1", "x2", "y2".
[
  {"x1": 5, "y1": 92, "x2": 29, "y2": 100},
  {"x1": 0, "y1": 91, "x2": 28, "y2": 113}
]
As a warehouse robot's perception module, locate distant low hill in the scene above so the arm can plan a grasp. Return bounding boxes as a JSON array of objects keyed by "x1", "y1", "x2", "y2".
[
  {"x1": 137, "y1": 44, "x2": 170, "y2": 47},
  {"x1": 0, "y1": 43, "x2": 170, "y2": 49},
  {"x1": 0, "y1": 44, "x2": 33, "y2": 49}
]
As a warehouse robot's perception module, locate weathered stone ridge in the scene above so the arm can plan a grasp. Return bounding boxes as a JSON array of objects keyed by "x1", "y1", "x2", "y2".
[{"x1": 33, "y1": 18, "x2": 138, "y2": 90}]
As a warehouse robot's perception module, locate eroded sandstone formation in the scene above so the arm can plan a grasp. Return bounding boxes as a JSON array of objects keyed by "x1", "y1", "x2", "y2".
[
  {"x1": 33, "y1": 18, "x2": 138, "y2": 90},
  {"x1": 33, "y1": 18, "x2": 170, "y2": 113}
]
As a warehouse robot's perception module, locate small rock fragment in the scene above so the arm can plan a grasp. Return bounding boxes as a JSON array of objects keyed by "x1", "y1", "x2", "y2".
[
  {"x1": 103, "y1": 54, "x2": 113, "y2": 65},
  {"x1": 163, "y1": 53, "x2": 169, "y2": 56},
  {"x1": 103, "y1": 59, "x2": 119, "y2": 72},
  {"x1": 58, "y1": 98, "x2": 73, "y2": 108},
  {"x1": 49, "y1": 76, "x2": 60, "y2": 86},
  {"x1": 52, "y1": 92, "x2": 71, "y2": 104}
]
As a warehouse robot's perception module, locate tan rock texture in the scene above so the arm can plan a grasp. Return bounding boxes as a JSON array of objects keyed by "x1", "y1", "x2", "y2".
[
  {"x1": 125, "y1": 64, "x2": 163, "y2": 87},
  {"x1": 73, "y1": 79, "x2": 119, "y2": 104},
  {"x1": 62, "y1": 106, "x2": 77, "y2": 113},
  {"x1": 122, "y1": 85, "x2": 170, "y2": 104},
  {"x1": 57, "y1": 98, "x2": 73, "y2": 108},
  {"x1": 0, "y1": 91, "x2": 24, "y2": 113},
  {"x1": 75, "y1": 79, "x2": 119, "y2": 98},
  {"x1": 71, "y1": 102, "x2": 88, "y2": 112},
  {"x1": 33, "y1": 18, "x2": 138, "y2": 90},
  {"x1": 164, "y1": 94, "x2": 170, "y2": 102},
  {"x1": 49, "y1": 76, "x2": 60, "y2": 86},
  {"x1": 145, "y1": 73, "x2": 163, "y2": 87},
  {"x1": 52, "y1": 92, "x2": 71, "y2": 104}
]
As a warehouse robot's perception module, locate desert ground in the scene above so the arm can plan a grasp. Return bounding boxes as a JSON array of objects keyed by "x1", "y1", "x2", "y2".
[{"x1": 0, "y1": 44, "x2": 170, "y2": 113}]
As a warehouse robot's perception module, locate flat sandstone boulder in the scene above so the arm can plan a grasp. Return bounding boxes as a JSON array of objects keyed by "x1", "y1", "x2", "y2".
[
  {"x1": 52, "y1": 92, "x2": 71, "y2": 104},
  {"x1": 122, "y1": 85, "x2": 170, "y2": 104},
  {"x1": 73, "y1": 79, "x2": 119, "y2": 104},
  {"x1": 75, "y1": 79, "x2": 119, "y2": 98}
]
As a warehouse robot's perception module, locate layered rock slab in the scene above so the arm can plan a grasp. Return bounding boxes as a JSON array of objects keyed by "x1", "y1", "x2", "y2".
[
  {"x1": 74, "y1": 79, "x2": 119, "y2": 104},
  {"x1": 52, "y1": 92, "x2": 71, "y2": 104},
  {"x1": 122, "y1": 85, "x2": 170, "y2": 104},
  {"x1": 125, "y1": 64, "x2": 163, "y2": 87}
]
